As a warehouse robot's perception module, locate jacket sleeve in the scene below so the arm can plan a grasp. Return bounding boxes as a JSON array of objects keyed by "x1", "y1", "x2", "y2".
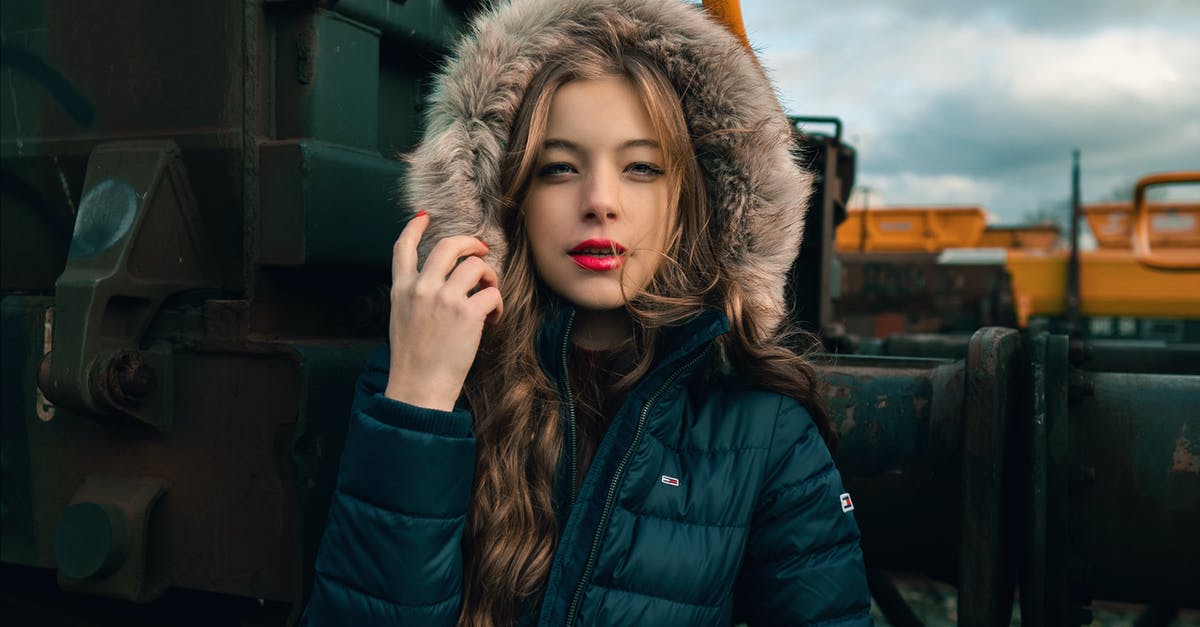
[
  {"x1": 302, "y1": 346, "x2": 475, "y2": 626},
  {"x1": 734, "y1": 396, "x2": 873, "y2": 626}
]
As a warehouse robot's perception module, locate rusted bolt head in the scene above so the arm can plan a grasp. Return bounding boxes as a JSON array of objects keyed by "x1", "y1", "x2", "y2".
[{"x1": 99, "y1": 351, "x2": 156, "y2": 407}]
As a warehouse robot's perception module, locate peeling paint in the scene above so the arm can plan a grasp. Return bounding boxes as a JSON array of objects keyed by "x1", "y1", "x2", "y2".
[
  {"x1": 36, "y1": 307, "x2": 56, "y2": 422},
  {"x1": 839, "y1": 405, "x2": 856, "y2": 435},
  {"x1": 1171, "y1": 426, "x2": 1198, "y2": 474}
]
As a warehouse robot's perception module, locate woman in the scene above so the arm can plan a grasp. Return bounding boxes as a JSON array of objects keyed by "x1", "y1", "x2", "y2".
[{"x1": 304, "y1": 0, "x2": 871, "y2": 625}]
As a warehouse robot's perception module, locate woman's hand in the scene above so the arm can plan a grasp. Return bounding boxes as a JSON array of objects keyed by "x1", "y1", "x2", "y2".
[{"x1": 384, "y1": 212, "x2": 503, "y2": 410}]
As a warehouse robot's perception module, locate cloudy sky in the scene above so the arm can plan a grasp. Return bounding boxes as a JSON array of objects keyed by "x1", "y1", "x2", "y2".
[{"x1": 739, "y1": 0, "x2": 1200, "y2": 224}]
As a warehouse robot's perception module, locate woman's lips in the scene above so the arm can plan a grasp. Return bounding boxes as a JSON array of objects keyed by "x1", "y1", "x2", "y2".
[
  {"x1": 571, "y1": 254, "x2": 624, "y2": 271},
  {"x1": 568, "y1": 239, "x2": 626, "y2": 272}
]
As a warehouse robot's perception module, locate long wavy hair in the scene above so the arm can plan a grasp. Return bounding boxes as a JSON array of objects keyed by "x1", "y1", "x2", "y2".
[{"x1": 457, "y1": 40, "x2": 833, "y2": 627}]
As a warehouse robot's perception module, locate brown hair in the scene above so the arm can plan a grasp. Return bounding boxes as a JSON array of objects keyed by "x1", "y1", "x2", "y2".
[{"x1": 457, "y1": 41, "x2": 832, "y2": 627}]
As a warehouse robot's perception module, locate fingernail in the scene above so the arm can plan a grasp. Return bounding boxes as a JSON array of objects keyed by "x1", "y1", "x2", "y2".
[{"x1": 414, "y1": 210, "x2": 428, "y2": 219}]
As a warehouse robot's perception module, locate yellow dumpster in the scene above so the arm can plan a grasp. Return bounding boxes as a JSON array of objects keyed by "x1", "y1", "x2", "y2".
[
  {"x1": 1084, "y1": 201, "x2": 1200, "y2": 249},
  {"x1": 978, "y1": 224, "x2": 1060, "y2": 251},
  {"x1": 837, "y1": 206, "x2": 987, "y2": 252},
  {"x1": 1006, "y1": 249, "x2": 1200, "y2": 326}
]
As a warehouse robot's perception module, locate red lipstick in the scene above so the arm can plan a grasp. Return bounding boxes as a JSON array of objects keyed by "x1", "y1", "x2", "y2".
[{"x1": 568, "y1": 239, "x2": 627, "y2": 272}]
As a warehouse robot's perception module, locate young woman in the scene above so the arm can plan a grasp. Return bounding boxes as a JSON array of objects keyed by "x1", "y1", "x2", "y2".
[{"x1": 304, "y1": 0, "x2": 871, "y2": 625}]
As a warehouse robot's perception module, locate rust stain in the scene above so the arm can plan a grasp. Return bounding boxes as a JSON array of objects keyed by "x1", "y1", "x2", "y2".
[
  {"x1": 839, "y1": 405, "x2": 856, "y2": 435},
  {"x1": 37, "y1": 307, "x2": 56, "y2": 422},
  {"x1": 1171, "y1": 427, "x2": 1198, "y2": 474},
  {"x1": 827, "y1": 384, "x2": 853, "y2": 399}
]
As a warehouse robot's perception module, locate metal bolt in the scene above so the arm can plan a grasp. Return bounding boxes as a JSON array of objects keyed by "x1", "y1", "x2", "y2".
[{"x1": 100, "y1": 351, "x2": 156, "y2": 407}]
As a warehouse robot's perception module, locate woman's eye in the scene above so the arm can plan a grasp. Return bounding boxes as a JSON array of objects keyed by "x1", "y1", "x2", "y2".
[
  {"x1": 627, "y1": 162, "x2": 664, "y2": 178},
  {"x1": 538, "y1": 162, "x2": 576, "y2": 178}
]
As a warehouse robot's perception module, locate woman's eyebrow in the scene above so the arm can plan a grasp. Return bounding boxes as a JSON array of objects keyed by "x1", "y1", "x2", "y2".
[
  {"x1": 541, "y1": 138, "x2": 662, "y2": 152},
  {"x1": 541, "y1": 138, "x2": 580, "y2": 153},
  {"x1": 620, "y1": 138, "x2": 661, "y2": 150}
]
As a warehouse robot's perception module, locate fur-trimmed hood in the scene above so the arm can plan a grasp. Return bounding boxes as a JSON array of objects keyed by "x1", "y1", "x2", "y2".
[{"x1": 405, "y1": 0, "x2": 812, "y2": 334}]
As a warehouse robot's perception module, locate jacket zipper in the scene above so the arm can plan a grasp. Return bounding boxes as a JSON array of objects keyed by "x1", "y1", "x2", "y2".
[
  {"x1": 563, "y1": 344, "x2": 713, "y2": 626},
  {"x1": 558, "y1": 311, "x2": 579, "y2": 502}
]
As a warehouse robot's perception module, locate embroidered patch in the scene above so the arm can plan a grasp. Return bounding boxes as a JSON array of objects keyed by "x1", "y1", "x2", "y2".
[
  {"x1": 661, "y1": 475, "x2": 680, "y2": 487},
  {"x1": 840, "y1": 492, "x2": 854, "y2": 512}
]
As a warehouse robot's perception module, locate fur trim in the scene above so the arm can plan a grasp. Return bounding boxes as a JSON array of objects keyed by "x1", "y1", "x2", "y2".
[{"x1": 404, "y1": 0, "x2": 812, "y2": 335}]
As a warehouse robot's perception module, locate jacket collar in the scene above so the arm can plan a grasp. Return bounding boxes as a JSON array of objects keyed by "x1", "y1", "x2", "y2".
[{"x1": 536, "y1": 305, "x2": 730, "y2": 388}]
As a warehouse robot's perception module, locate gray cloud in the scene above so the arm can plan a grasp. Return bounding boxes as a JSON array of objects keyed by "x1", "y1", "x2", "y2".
[
  {"x1": 742, "y1": 0, "x2": 1200, "y2": 37},
  {"x1": 741, "y1": 0, "x2": 1200, "y2": 221},
  {"x1": 868, "y1": 90, "x2": 1198, "y2": 178}
]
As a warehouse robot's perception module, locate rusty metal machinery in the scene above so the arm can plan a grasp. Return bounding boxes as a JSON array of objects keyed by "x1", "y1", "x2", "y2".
[
  {"x1": 2, "y1": 2, "x2": 1198, "y2": 626},
  {"x1": 3, "y1": 0, "x2": 470, "y2": 622},
  {"x1": 828, "y1": 329, "x2": 1200, "y2": 626},
  {"x1": 787, "y1": 116, "x2": 856, "y2": 334}
]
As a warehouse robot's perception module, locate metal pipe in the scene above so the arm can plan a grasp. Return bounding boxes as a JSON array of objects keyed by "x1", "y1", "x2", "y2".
[{"x1": 1066, "y1": 150, "x2": 1082, "y2": 334}]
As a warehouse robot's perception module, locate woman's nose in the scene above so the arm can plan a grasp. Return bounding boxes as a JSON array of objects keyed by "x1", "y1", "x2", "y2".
[{"x1": 582, "y1": 169, "x2": 620, "y2": 222}]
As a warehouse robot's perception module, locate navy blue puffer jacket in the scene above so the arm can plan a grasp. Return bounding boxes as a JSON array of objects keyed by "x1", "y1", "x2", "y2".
[{"x1": 304, "y1": 308, "x2": 871, "y2": 626}]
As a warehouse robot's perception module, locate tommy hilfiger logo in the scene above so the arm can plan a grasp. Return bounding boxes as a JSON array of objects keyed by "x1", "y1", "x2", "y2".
[
  {"x1": 840, "y1": 492, "x2": 854, "y2": 512},
  {"x1": 661, "y1": 475, "x2": 680, "y2": 487}
]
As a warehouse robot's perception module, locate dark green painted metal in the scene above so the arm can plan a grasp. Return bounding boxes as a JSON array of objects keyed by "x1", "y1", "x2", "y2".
[
  {"x1": 0, "y1": 0, "x2": 468, "y2": 617},
  {"x1": 1083, "y1": 339, "x2": 1200, "y2": 374},
  {"x1": 883, "y1": 333, "x2": 973, "y2": 360},
  {"x1": 259, "y1": 139, "x2": 409, "y2": 267},
  {"x1": 289, "y1": 342, "x2": 380, "y2": 615},
  {"x1": 274, "y1": 9, "x2": 382, "y2": 150},
  {"x1": 40, "y1": 140, "x2": 217, "y2": 429},
  {"x1": 0, "y1": 297, "x2": 54, "y2": 567},
  {"x1": 333, "y1": 0, "x2": 465, "y2": 56},
  {"x1": 53, "y1": 502, "x2": 128, "y2": 581},
  {"x1": 1042, "y1": 336, "x2": 1073, "y2": 627},
  {"x1": 959, "y1": 327, "x2": 1023, "y2": 627},
  {"x1": 55, "y1": 475, "x2": 170, "y2": 603},
  {"x1": 821, "y1": 354, "x2": 966, "y2": 584},
  {"x1": 1021, "y1": 333, "x2": 1082, "y2": 627},
  {"x1": 787, "y1": 119, "x2": 855, "y2": 331},
  {"x1": 1070, "y1": 372, "x2": 1200, "y2": 607},
  {"x1": 1023, "y1": 334, "x2": 1050, "y2": 627}
]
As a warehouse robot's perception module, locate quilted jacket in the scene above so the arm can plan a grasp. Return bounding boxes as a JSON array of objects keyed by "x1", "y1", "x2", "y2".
[
  {"x1": 303, "y1": 308, "x2": 870, "y2": 626},
  {"x1": 304, "y1": 0, "x2": 872, "y2": 623}
]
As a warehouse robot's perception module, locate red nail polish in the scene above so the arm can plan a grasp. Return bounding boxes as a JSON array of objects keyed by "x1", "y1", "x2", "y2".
[{"x1": 414, "y1": 210, "x2": 428, "y2": 219}]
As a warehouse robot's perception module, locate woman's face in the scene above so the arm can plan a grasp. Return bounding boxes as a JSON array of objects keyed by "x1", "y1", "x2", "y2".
[{"x1": 524, "y1": 76, "x2": 674, "y2": 312}]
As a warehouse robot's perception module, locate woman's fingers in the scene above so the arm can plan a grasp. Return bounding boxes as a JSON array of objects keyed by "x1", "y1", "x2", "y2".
[
  {"x1": 419, "y1": 235, "x2": 490, "y2": 281},
  {"x1": 469, "y1": 286, "x2": 504, "y2": 324},
  {"x1": 443, "y1": 255, "x2": 499, "y2": 294},
  {"x1": 393, "y1": 211, "x2": 429, "y2": 279},
  {"x1": 443, "y1": 256, "x2": 504, "y2": 322},
  {"x1": 384, "y1": 226, "x2": 501, "y2": 410}
]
